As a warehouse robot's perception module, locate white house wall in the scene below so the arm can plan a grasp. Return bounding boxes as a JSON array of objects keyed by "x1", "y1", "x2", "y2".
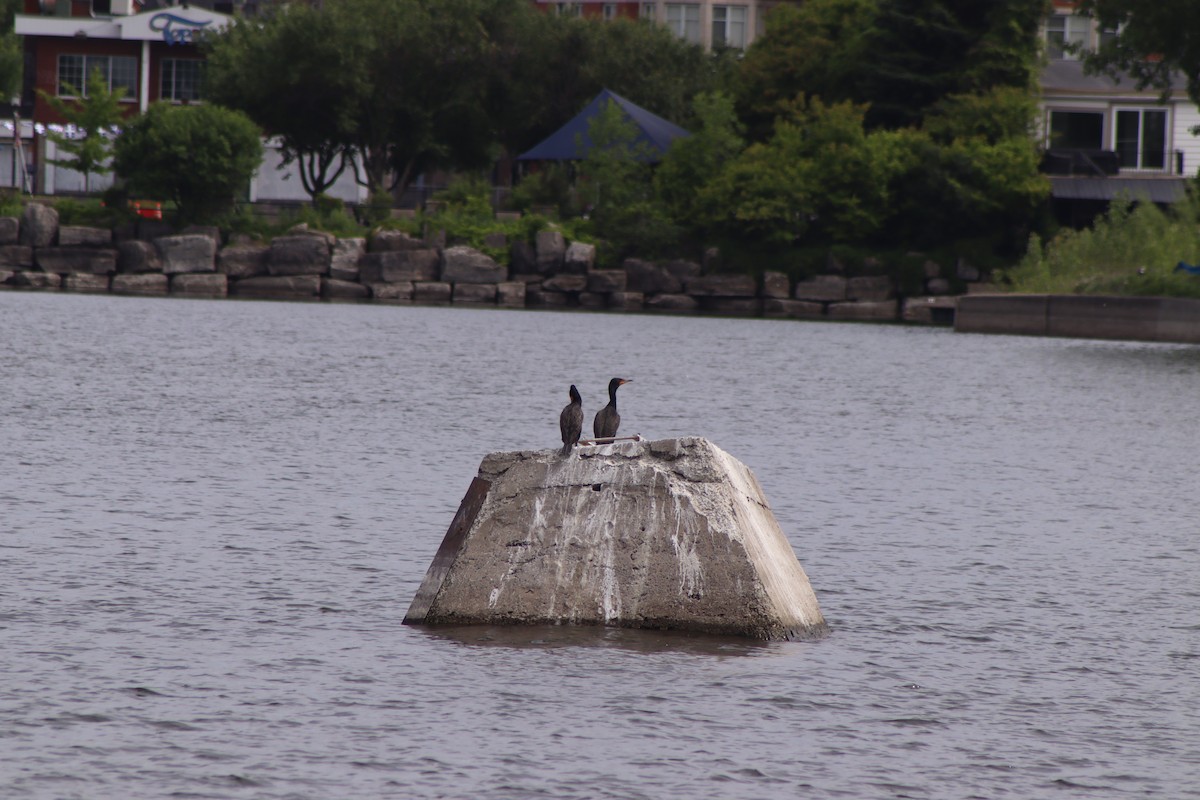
[
  {"x1": 1174, "y1": 104, "x2": 1200, "y2": 177},
  {"x1": 250, "y1": 141, "x2": 367, "y2": 204}
]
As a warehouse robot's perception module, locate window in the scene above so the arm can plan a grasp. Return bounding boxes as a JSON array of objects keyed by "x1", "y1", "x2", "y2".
[
  {"x1": 640, "y1": 3, "x2": 656, "y2": 20},
  {"x1": 1116, "y1": 109, "x2": 1167, "y2": 170},
  {"x1": 57, "y1": 54, "x2": 137, "y2": 97},
  {"x1": 712, "y1": 5, "x2": 746, "y2": 49},
  {"x1": 91, "y1": 0, "x2": 111, "y2": 14},
  {"x1": 161, "y1": 58, "x2": 203, "y2": 102},
  {"x1": 666, "y1": 3, "x2": 700, "y2": 44},
  {"x1": 1045, "y1": 15, "x2": 1090, "y2": 60},
  {"x1": 554, "y1": 3, "x2": 581, "y2": 16},
  {"x1": 603, "y1": 3, "x2": 617, "y2": 20},
  {"x1": 1049, "y1": 110, "x2": 1104, "y2": 151}
]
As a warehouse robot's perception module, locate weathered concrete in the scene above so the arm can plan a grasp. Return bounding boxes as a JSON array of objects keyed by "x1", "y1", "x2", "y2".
[
  {"x1": 118, "y1": 240, "x2": 163, "y2": 274},
  {"x1": 955, "y1": 294, "x2": 1048, "y2": 336},
  {"x1": 955, "y1": 294, "x2": 1200, "y2": 343},
  {"x1": 267, "y1": 234, "x2": 330, "y2": 276},
  {"x1": 453, "y1": 282, "x2": 497, "y2": 304},
  {"x1": 827, "y1": 299, "x2": 898, "y2": 321},
  {"x1": 19, "y1": 203, "x2": 57, "y2": 248},
  {"x1": 794, "y1": 275, "x2": 847, "y2": 302},
  {"x1": 369, "y1": 281, "x2": 413, "y2": 303},
  {"x1": 0, "y1": 245, "x2": 33, "y2": 268},
  {"x1": 35, "y1": 247, "x2": 116, "y2": 275},
  {"x1": 359, "y1": 250, "x2": 439, "y2": 283},
  {"x1": 562, "y1": 241, "x2": 595, "y2": 274},
  {"x1": 0, "y1": 217, "x2": 18, "y2": 245},
  {"x1": 62, "y1": 273, "x2": 110, "y2": 293},
  {"x1": 232, "y1": 275, "x2": 321, "y2": 300},
  {"x1": 171, "y1": 273, "x2": 228, "y2": 297},
  {"x1": 58, "y1": 225, "x2": 112, "y2": 247},
  {"x1": 156, "y1": 234, "x2": 217, "y2": 274},
  {"x1": 542, "y1": 273, "x2": 587, "y2": 293},
  {"x1": 496, "y1": 281, "x2": 527, "y2": 308},
  {"x1": 762, "y1": 271, "x2": 790, "y2": 299},
  {"x1": 587, "y1": 270, "x2": 627, "y2": 293},
  {"x1": 413, "y1": 281, "x2": 452, "y2": 303},
  {"x1": 404, "y1": 437, "x2": 826, "y2": 640},
  {"x1": 217, "y1": 243, "x2": 268, "y2": 279},
  {"x1": 322, "y1": 277, "x2": 369, "y2": 300},
  {"x1": 608, "y1": 290, "x2": 644, "y2": 311},
  {"x1": 763, "y1": 298, "x2": 824, "y2": 319},
  {"x1": 441, "y1": 246, "x2": 506, "y2": 284},
  {"x1": 111, "y1": 273, "x2": 167, "y2": 295},
  {"x1": 330, "y1": 238, "x2": 365, "y2": 282}
]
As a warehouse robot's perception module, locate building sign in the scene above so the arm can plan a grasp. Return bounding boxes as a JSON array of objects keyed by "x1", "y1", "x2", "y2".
[{"x1": 148, "y1": 12, "x2": 213, "y2": 45}]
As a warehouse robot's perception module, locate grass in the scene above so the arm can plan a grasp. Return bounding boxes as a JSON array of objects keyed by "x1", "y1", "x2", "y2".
[{"x1": 1003, "y1": 194, "x2": 1200, "y2": 299}]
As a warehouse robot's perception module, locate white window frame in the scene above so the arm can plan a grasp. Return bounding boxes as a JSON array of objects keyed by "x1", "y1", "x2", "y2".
[
  {"x1": 602, "y1": 3, "x2": 617, "y2": 20},
  {"x1": 666, "y1": 3, "x2": 700, "y2": 44},
  {"x1": 711, "y1": 5, "x2": 746, "y2": 49},
  {"x1": 1045, "y1": 14, "x2": 1090, "y2": 60},
  {"x1": 160, "y1": 58, "x2": 203, "y2": 103},
  {"x1": 57, "y1": 54, "x2": 137, "y2": 98},
  {"x1": 1115, "y1": 107, "x2": 1169, "y2": 171}
]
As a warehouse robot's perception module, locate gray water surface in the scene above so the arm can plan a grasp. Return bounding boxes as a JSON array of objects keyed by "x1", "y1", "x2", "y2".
[{"x1": 1, "y1": 292, "x2": 1198, "y2": 799}]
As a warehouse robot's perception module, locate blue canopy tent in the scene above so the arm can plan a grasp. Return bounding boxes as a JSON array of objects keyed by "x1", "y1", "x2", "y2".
[{"x1": 517, "y1": 89, "x2": 690, "y2": 163}]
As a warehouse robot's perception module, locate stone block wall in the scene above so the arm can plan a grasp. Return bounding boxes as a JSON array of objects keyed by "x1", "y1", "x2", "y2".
[{"x1": 0, "y1": 203, "x2": 974, "y2": 325}]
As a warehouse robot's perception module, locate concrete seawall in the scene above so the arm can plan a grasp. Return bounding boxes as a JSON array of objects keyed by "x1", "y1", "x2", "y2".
[
  {"x1": 404, "y1": 437, "x2": 827, "y2": 640},
  {"x1": 956, "y1": 294, "x2": 1200, "y2": 344}
]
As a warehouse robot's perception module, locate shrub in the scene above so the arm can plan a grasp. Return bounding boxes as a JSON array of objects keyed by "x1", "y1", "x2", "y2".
[{"x1": 113, "y1": 103, "x2": 263, "y2": 225}]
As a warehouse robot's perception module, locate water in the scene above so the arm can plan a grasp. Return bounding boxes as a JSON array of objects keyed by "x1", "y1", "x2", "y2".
[{"x1": 1, "y1": 292, "x2": 1198, "y2": 799}]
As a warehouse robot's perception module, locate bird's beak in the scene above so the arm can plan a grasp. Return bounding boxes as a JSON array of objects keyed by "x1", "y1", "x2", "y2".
[{"x1": 621, "y1": 379, "x2": 631, "y2": 385}]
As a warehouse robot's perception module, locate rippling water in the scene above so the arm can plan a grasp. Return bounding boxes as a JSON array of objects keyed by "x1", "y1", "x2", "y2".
[{"x1": 2, "y1": 292, "x2": 1198, "y2": 799}]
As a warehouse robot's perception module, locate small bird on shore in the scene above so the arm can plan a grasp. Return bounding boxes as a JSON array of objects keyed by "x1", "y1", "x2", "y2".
[
  {"x1": 559, "y1": 384, "x2": 583, "y2": 455},
  {"x1": 593, "y1": 377, "x2": 631, "y2": 439}
]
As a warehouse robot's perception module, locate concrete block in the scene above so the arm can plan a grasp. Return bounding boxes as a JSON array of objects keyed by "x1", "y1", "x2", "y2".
[
  {"x1": 955, "y1": 294, "x2": 1048, "y2": 335},
  {"x1": 171, "y1": 273, "x2": 228, "y2": 297},
  {"x1": 413, "y1": 281, "x2": 452, "y2": 304},
  {"x1": 404, "y1": 437, "x2": 827, "y2": 640},
  {"x1": 827, "y1": 300, "x2": 898, "y2": 321},
  {"x1": 111, "y1": 273, "x2": 167, "y2": 295}
]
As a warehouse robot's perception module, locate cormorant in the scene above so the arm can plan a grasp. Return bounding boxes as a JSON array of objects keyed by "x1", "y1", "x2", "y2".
[
  {"x1": 593, "y1": 377, "x2": 630, "y2": 439},
  {"x1": 559, "y1": 384, "x2": 583, "y2": 455}
]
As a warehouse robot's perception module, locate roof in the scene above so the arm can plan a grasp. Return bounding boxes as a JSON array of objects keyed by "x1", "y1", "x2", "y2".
[
  {"x1": 1040, "y1": 60, "x2": 1188, "y2": 100},
  {"x1": 517, "y1": 89, "x2": 690, "y2": 162},
  {"x1": 1049, "y1": 176, "x2": 1189, "y2": 203}
]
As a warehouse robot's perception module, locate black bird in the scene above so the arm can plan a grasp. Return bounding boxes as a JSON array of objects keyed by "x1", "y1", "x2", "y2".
[
  {"x1": 593, "y1": 377, "x2": 631, "y2": 439},
  {"x1": 559, "y1": 384, "x2": 583, "y2": 455}
]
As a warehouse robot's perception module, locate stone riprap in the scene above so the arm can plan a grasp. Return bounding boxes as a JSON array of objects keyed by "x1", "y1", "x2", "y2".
[
  {"x1": 0, "y1": 203, "x2": 979, "y2": 323},
  {"x1": 404, "y1": 437, "x2": 828, "y2": 640}
]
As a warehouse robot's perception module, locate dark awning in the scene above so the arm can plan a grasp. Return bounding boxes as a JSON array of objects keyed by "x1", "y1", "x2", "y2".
[
  {"x1": 517, "y1": 89, "x2": 690, "y2": 162},
  {"x1": 1049, "y1": 176, "x2": 1190, "y2": 204}
]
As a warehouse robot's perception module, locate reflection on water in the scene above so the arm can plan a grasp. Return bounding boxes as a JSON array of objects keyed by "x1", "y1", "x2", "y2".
[{"x1": 1, "y1": 292, "x2": 1198, "y2": 800}]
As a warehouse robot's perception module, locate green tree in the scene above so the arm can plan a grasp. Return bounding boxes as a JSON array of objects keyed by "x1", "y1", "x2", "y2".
[
  {"x1": 655, "y1": 92, "x2": 745, "y2": 233},
  {"x1": 1079, "y1": 0, "x2": 1200, "y2": 110},
  {"x1": 735, "y1": 0, "x2": 878, "y2": 141},
  {"x1": 0, "y1": 0, "x2": 23, "y2": 103},
  {"x1": 113, "y1": 103, "x2": 263, "y2": 224},
  {"x1": 576, "y1": 100, "x2": 679, "y2": 261},
  {"x1": 203, "y1": 2, "x2": 357, "y2": 202},
  {"x1": 38, "y1": 69, "x2": 125, "y2": 193},
  {"x1": 205, "y1": 0, "x2": 504, "y2": 200}
]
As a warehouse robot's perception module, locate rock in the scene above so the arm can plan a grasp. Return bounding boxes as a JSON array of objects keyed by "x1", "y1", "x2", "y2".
[
  {"x1": 111, "y1": 273, "x2": 167, "y2": 295},
  {"x1": 926, "y1": 277, "x2": 952, "y2": 295},
  {"x1": 0, "y1": 245, "x2": 34, "y2": 269},
  {"x1": 701, "y1": 297, "x2": 761, "y2": 316},
  {"x1": 663, "y1": 259, "x2": 702, "y2": 283},
  {"x1": 156, "y1": 234, "x2": 217, "y2": 274},
  {"x1": 181, "y1": 225, "x2": 222, "y2": 245},
  {"x1": 232, "y1": 275, "x2": 321, "y2": 300},
  {"x1": 794, "y1": 275, "x2": 846, "y2": 302},
  {"x1": 171, "y1": 273, "x2": 228, "y2": 297},
  {"x1": 847, "y1": 275, "x2": 892, "y2": 301},
  {"x1": 358, "y1": 250, "x2": 439, "y2": 283},
  {"x1": 762, "y1": 298, "x2": 824, "y2": 319},
  {"x1": 684, "y1": 274, "x2": 757, "y2": 297},
  {"x1": 369, "y1": 281, "x2": 413, "y2": 302},
  {"x1": 322, "y1": 277, "x2": 369, "y2": 300},
  {"x1": 526, "y1": 288, "x2": 569, "y2": 307},
  {"x1": 762, "y1": 271, "x2": 790, "y2": 299},
  {"x1": 623, "y1": 259, "x2": 681, "y2": 295},
  {"x1": 902, "y1": 296, "x2": 957, "y2": 324},
  {"x1": 453, "y1": 282, "x2": 497, "y2": 304},
  {"x1": 578, "y1": 291, "x2": 606, "y2": 308},
  {"x1": 413, "y1": 281, "x2": 452, "y2": 304},
  {"x1": 542, "y1": 274, "x2": 587, "y2": 293},
  {"x1": 11, "y1": 271, "x2": 61, "y2": 289},
  {"x1": 509, "y1": 272, "x2": 545, "y2": 284},
  {"x1": 268, "y1": 234, "x2": 330, "y2": 276},
  {"x1": 62, "y1": 273, "x2": 110, "y2": 293},
  {"x1": 483, "y1": 232, "x2": 507, "y2": 250},
  {"x1": 562, "y1": 241, "x2": 595, "y2": 274},
  {"x1": 0, "y1": 217, "x2": 18, "y2": 245},
  {"x1": 608, "y1": 291, "x2": 644, "y2": 311},
  {"x1": 496, "y1": 281, "x2": 526, "y2": 308},
  {"x1": 403, "y1": 437, "x2": 827, "y2": 640},
  {"x1": 923, "y1": 259, "x2": 942, "y2": 279},
  {"x1": 217, "y1": 243, "x2": 268, "y2": 279},
  {"x1": 370, "y1": 229, "x2": 427, "y2": 252},
  {"x1": 510, "y1": 240, "x2": 537, "y2": 274},
  {"x1": 19, "y1": 203, "x2": 58, "y2": 248},
  {"x1": 827, "y1": 300, "x2": 898, "y2": 321},
  {"x1": 57, "y1": 226, "x2": 112, "y2": 247},
  {"x1": 117, "y1": 241, "x2": 162, "y2": 274},
  {"x1": 330, "y1": 238, "x2": 365, "y2": 282},
  {"x1": 0, "y1": 269, "x2": 12, "y2": 285},
  {"x1": 587, "y1": 270, "x2": 627, "y2": 293},
  {"x1": 35, "y1": 247, "x2": 117, "y2": 275},
  {"x1": 535, "y1": 229, "x2": 565, "y2": 274},
  {"x1": 441, "y1": 246, "x2": 506, "y2": 284},
  {"x1": 644, "y1": 293, "x2": 699, "y2": 312},
  {"x1": 956, "y1": 257, "x2": 981, "y2": 282}
]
